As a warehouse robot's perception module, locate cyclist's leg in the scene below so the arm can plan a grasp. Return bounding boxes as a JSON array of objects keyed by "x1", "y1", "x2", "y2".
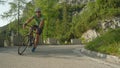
[
  {"x1": 32, "y1": 26, "x2": 42, "y2": 52},
  {"x1": 34, "y1": 27, "x2": 43, "y2": 47},
  {"x1": 34, "y1": 33, "x2": 39, "y2": 48},
  {"x1": 32, "y1": 31, "x2": 40, "y2": 52}
]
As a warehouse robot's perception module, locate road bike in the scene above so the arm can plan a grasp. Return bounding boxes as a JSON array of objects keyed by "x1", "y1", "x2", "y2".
[{"x1": 18, "y1": 25, "x2": 35, "y2": 55}]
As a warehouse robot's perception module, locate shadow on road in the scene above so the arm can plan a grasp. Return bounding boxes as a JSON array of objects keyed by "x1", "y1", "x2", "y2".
[{"x1": 0, "y1": 45, "x2": 84, "y2": 60}]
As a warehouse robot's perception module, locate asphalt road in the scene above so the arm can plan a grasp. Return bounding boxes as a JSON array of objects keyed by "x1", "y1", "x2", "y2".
[{"x1": 0, "y1": 45, "x2": 120, "y2": 68}]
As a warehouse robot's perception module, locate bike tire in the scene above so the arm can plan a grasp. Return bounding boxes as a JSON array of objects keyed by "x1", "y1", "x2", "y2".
[{"x1": 18, "y1": 35, "x2": 30, "y2": 55}]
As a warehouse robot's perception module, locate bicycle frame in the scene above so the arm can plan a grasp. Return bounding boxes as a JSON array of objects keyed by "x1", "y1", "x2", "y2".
[{"x1": 18, "y1": 24, "x2": 36, "y2": 55}]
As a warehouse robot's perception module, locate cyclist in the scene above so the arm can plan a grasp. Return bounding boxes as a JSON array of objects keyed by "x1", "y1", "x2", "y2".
[{"x1": 23, "y1": 8, "x2": 44, "y2": 52}]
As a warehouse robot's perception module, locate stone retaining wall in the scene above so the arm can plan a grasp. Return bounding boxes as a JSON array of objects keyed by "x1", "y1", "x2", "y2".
[
  {"x1": 45, "y1": 38, "x2": 58, "y2": 45},
  {"x1": 71, "y1": 39, "x2": 81, "y2": 44}
]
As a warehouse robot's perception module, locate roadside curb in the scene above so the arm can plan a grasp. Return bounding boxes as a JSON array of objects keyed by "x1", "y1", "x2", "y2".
[{"x1": 76, "y1": 48, "x2": 120, "y2": 64}]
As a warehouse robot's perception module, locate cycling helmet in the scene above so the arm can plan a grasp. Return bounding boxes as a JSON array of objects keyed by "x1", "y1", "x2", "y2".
[{"x1": 35, "y1": 8, "x2": 41, "y2": 12}]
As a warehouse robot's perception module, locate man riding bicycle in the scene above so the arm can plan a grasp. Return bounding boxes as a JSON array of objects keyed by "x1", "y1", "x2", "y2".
[{"x1": 23, "y1": 8, "x2": 44, "y2": 52}]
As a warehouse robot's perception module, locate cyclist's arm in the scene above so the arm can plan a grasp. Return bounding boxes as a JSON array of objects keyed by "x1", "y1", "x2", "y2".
[
  {"x1": 23, "y1": 16, "x2": 34, "y2": 29},
  {"x1": 39, "y1": 19, "x2": 44, "y2": 28},
  {"x1": 25, "y1": 16, "x2": 34, "y2": 25}
]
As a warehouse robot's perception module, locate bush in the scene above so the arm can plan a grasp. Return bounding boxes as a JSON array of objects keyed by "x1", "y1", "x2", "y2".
[{"x1": 85, "y1": 28, "x2": 120, "y2": 56}]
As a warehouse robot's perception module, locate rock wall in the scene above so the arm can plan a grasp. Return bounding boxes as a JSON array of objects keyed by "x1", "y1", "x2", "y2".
[
  {"x1": 81, "y1": 17, "x2": 120, "y2": 43},
  {"x1": 81, "y1": 29, "x2": 100, "y2": 43},
  {"x1": 99, "y1": 17, "x2": 120, "y2": 31}
]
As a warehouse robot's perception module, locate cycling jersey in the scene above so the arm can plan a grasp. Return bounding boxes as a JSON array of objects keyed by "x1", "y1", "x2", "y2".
[{"x1": 33, "y1": 15, "x2": 44, "y2": 26}]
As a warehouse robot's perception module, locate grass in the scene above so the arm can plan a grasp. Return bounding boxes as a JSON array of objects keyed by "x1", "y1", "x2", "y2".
[{"x1": 85, "y1": 28, "x2": 120, "y2": 57}]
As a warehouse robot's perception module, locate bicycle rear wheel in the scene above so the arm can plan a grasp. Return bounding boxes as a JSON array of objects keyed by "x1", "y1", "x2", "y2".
[{"x1": 18, "y1": 35, "x2": 30, "y2": 55}]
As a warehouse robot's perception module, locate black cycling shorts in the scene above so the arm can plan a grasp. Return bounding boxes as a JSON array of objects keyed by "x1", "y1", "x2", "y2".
[{"x1": 31, "y1": 25, "x2": 43, "y2": 35}]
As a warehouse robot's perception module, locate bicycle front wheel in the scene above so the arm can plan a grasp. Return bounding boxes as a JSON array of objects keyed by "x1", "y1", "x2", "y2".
[{"x1": 18, "y1": 35, "x2": 30, "y2": 55}]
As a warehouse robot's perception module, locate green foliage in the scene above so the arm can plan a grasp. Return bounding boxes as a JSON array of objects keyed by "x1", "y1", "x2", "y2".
[
  {"x1": 96, "y1": 0, "x2": 120, "y2": 9},
  {"x1": 85, "y1": 28, "x2": 120, "y2": 56},
  {"x1": 1, "y1": 0, "x2": 120, "y2": 44},
  {"x1": 73, "y1": 0, "x2": 120, "y2": 38},
  {"x1": 81, "y1": 0, "x2": 120, "y2": 56}
]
